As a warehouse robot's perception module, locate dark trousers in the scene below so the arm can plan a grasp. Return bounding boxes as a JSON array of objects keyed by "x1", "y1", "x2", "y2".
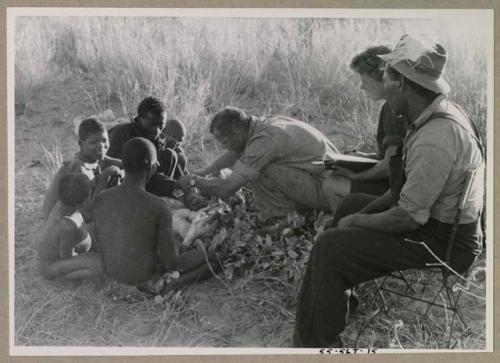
[
  {"x1": 350, "y1": 179, "x2": 389, "y2": 196},
  {"x1": 293, "y1": 194, "x2": 479, "y2": 348}
]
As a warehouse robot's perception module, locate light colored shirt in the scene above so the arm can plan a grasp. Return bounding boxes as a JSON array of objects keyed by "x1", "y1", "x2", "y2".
[
  {"x1": 232, "y1": 116, "x2": 339, "y2": 181},
  {"x1": 399, "y1": 96, "x2": 484, "y2": 225}
]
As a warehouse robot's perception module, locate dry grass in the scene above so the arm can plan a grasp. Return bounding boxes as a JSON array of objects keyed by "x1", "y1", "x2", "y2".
[
  {"x1": 13, "y1": 16, "x2": 488, "y2": 349},
  {"x1": 15, "y1": 17, "x2": 488, "y2": 151}
]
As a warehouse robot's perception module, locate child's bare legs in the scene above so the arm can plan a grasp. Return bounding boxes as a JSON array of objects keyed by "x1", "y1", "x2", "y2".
[
  {"x1": 161, "y1": 249, "x2": 221, "y2": 294},
  {"x1": 42, "y1": 252, "x2": 104, "y2": 281}
]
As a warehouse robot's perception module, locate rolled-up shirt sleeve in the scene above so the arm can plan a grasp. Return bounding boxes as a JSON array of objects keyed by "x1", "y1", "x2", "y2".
[
  {"x1": 232, "y1": 136, "x2": 278, "y2": 181},
  {"x1": 399, "y1": 143, "x2": 455, "y2": 225}
]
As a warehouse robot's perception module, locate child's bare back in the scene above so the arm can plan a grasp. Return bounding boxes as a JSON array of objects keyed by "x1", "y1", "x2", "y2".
[
  {"x1": 92, "y1": 137, "x2": 221, "y2": 291},
  {"x1": 94, "y1": 185, "x2": 173, "y2": 285}
]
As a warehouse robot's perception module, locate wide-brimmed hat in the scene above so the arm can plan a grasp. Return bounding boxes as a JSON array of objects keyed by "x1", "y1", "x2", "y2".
[{"x1": 379, "y1": 34, "x2": 450, "y2": 94}]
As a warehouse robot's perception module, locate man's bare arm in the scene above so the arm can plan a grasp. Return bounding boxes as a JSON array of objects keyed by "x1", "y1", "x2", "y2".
[
  {"x1": 339, "y1": 206, "x2": 420, "y2": 233},
  {"x1": 194, "y1": 151, "x2": 239, "y2": 176},
  {"x1": 192, "y1": 172, "x2": 247, "y2": 199},
  {"x1": 358, "y1": 189, "x2": 393, "y2": 214}
]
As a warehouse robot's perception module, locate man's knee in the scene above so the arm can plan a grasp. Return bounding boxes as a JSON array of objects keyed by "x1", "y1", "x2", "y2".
[{"x1": 314, "y1": 228, "x2": 355, "y2": 261}]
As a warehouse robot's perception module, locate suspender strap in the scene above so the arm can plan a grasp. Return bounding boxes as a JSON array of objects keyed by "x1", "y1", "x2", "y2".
[
  {"x1": 427, "y1": 109, "x2": 485, "y2": 160},
  {"x1": 389, "y1": 103, "x2": 484, "y2": 205}
]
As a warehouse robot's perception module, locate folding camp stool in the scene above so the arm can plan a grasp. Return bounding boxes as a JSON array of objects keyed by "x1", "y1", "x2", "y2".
[{"x1": 368, "y1": 169, "x2": 485, "y2": 348}]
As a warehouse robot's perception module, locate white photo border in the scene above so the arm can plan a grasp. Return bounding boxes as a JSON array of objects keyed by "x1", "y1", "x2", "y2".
[{"x1": 7, "y1": 6, "x2": 495, "y2": 356}]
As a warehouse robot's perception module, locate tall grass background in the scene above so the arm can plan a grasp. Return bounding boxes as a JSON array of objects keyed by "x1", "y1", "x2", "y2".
[
  {"x1": 14, "y1": 16, "x2": 489, "y2": 348},
  {"x1": 15, "y1": 16, "x2": 488, "y2": 153}
]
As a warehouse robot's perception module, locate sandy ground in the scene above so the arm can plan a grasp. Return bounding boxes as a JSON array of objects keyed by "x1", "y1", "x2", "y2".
[
  {"x1": 13, "y1": 79, "x2": 486, "y2": 349},
  {"x1": 14, "y1": 78, "x2": 297, "y2": 347}
]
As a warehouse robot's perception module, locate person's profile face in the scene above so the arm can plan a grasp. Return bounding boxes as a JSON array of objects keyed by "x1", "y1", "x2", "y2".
[
  {"x1": 359, "y1": 72, "x2": 385, "y2": 101},
  {"x1": 139, "y1": 111, "x2": 166, "y2": 141},
  {"x1": 79, "y1": 131, "x2": 109, "y2": 162},
  {"x1": 165, "y1": 128, "x2": 185, "y2": 146}
]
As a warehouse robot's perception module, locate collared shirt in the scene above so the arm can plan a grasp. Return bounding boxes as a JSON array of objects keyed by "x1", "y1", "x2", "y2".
[
  {"x1": 398, "y1": 96, "x2": 484, "y2": 225},
  {"x1": 232, "y1": 115, "x2": 339, "y2": 181},
  {"x1": 107, "y1": 118, "x2": 166, "y2": 159}
]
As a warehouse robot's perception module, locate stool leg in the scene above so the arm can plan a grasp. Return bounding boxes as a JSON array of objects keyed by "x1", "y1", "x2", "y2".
[
  {"x1": 373, "y1": 279, "x2": 389, "y2": 313},
  {"x1": 423, "y1": 283, "x2": 447, "y2": 318}
]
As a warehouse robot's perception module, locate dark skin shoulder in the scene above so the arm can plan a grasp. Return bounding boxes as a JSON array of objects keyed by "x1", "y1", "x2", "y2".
[{"x1": 93, "y1": 186, "x2": 176, "y2": 284}]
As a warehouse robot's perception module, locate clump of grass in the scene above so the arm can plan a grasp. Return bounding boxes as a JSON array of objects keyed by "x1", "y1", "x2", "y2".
[
  {"x1": 16, "y1": 17, "x2": 488, "y2": 153},
  {"x1": 41, "y1": 141, "x2": 63, "y2": 178}
]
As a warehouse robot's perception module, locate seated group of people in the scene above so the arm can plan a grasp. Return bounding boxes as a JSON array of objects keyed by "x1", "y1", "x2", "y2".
[
  {"x1": 37, "y1": 34, "x2": 485, "y2": 347},
  {"x1": 39, "y1": 99, "x2": 218, "y2": 290}
]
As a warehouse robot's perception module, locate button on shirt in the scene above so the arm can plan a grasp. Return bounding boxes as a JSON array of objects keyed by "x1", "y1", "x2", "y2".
[
  {"x1": 399, "y1": 96, "x2": 484, "y2": 225},
  {"x1": 232, "y1": 116, "x2": 339, "y2": 182}
]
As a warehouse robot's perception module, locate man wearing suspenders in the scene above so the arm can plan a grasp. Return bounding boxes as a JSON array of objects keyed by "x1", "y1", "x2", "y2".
[{"x1": 293, "y1": 35, "x2": 485, "y2": 348}]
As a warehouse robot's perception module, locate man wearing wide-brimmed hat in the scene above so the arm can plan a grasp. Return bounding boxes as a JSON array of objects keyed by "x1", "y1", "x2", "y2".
[{"x1": 293, "y1": 34, "x2": 485, "y2": 348}]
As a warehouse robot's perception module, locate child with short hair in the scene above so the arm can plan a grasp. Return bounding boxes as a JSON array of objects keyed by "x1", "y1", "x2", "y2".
[
  {"x1": 163, "y1": 118, "x2": 188, "y2": 179},
  {"x1": 38, "y1": 173, "x2": 104, "y2": 281},
  {"x1": 93, "y1": 137, "x2": 220, "y2": 291},
  {"x1": 42, "y1": 117, "x2": 122, "y2": 219}
]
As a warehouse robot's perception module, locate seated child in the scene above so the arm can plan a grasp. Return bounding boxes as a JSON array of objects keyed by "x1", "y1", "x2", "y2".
[
  {"x1": 149, "y1": 118, "x2": 207, "y2": 210},
  {"x1": 92, "y1": 137, "x2": 220, "y2": 290},
  {"x1": 42, "y1": 117, "x2": 122, "y2": 220},
  {"x1": 146, "y1": 118, "x2": 187, "y2": 196},
  {"x1": 162, "y1": 118, "x2": 188, "y2": 179},
  {"x1": 38, "y1": 173, "x2": 104, "y2": 281}
]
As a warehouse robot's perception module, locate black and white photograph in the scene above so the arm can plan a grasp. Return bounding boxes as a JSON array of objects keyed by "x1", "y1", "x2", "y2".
[{"x1": 9, "y1": 7, "x2": 493, "y2": 354}]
